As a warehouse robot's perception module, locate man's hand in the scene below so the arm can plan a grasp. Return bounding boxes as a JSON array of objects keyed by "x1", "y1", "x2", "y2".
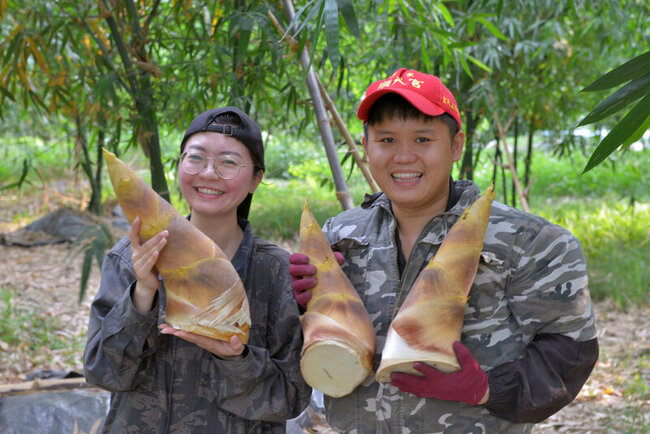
[
  {"x1": 390, "y1": 341, "x2": 489, "y2": 405},
  {"x1": 288, "y1": 252, "x2": 345, "y2": 308},
  {"x1": 159, "y1": 323, "x2": 245, "y2": 360}
]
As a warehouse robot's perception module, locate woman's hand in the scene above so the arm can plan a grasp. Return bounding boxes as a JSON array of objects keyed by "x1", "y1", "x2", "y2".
[
  {"x1": 158, "y1": 323, "x2": 245, "y2": 359},
  {"x1": 130, "y1": 216, "x2": 168, "y2": 313}
]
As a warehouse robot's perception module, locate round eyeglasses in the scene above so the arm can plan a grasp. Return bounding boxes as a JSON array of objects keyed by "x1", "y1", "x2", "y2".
[{"x1": 179, "y1": 152, "x2": 252, "y2": 180}]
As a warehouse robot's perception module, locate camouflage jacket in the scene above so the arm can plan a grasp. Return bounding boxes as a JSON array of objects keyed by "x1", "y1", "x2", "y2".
[
  {"x1": 84, "y1": 221, "x2": 311, "y2": 433},
  {"x1": 320, "y1": 180, "x2": 598, "y2": 434}
]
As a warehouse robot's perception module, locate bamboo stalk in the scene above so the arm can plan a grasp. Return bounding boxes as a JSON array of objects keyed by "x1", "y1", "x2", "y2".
[
  {"x1": 268, "y1": 10, "x2": 378, "y2": 194},
  {"x1": 274, "y1": 4, "x2": 354, "y2": 210},
  {"x1": 315, "y1": 77, "x2": 379, "y2": 193}
]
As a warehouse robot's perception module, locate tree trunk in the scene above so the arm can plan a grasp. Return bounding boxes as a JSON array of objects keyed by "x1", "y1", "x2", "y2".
[
  {"x1": 492, "y1": 136, "x2": 508, "y2": 204},
  {"x1": 512, "y1": 116, "x2": 519, "y2": 208},
  {"x1": 459, "y1": 111, "x2": 478, "y2": 180},
  {"x1": 524, "y1": 118, "x2": 535, "y2": 189},
  {"x1": 74, "y1": 114, "x2": 101, "y2": 215},
  {"x1": 87, "y1": 114, "x2": 105, "y2": 215},
  {"x1": 102, "y1": 0, "x2": 170, "y2": 202}
]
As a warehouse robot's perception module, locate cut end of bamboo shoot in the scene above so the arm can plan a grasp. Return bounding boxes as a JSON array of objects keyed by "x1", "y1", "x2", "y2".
[
  {"x1": 298, "y1": 198, "x2": 376, "y2": 398},
  {"x1": 301, "y1": 340, "x2": 371, "y2": 398},
  {"x1": 375, "y1": 328, "x2": 459, "y2": 382}
]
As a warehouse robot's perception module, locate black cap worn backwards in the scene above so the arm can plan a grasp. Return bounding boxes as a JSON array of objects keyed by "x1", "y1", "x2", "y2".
[{"x1": 180, "y1": 106, "x2": 265, "y2": 220}]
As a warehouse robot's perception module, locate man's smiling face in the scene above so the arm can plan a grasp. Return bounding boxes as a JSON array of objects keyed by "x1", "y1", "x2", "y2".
[{"x1": 365, "y1": 115, "x2": 464, "y2": 216}]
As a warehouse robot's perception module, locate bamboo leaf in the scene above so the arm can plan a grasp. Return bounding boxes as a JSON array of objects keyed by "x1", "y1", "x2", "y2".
[
  {"x1": 324, "y1": 0, "x2": 340, "y2": 70},
  {"x1": 26, "y1": 36, "x2": 48, "y2": 75},
  {"x1": 582, "y1": 94, "x2": 650, "y2": 173},
  {"x1": 467, "y1": 17, "x2": 476, "y2": 37},
  {"x1": 78, "y1": 251, "x2": 92, "y2": 304},
  {"x1": 621, "y1": 111, "x2": 650, "y2": 149},
  {"x1": 338, "y1": 0, "x2": 360, "y2": 40},
  {"x1": 437, "y1": 3, "x2": 455, "y2": 28},
  {"x1": 288, "y1": 0, "x2": 314, "y2": 33},
  {"x1": 0, "y1": 85, "x2": 14, "y2": 101},
  {"x1": 462, "y1": 52, "x2": 491, "y2": 73},
  {"x1": 476, "y1": 16, "x2": 507, "y2": 41},
  {"x1": 420, "y1": 37, "x2": 431, "y2": 71},
  {"x1": 578, "y1": 73, "x2": 650, "y2": 126},
  {"x1": 0, "y1": 24, "x2": 24, "y2": 53},
  {"x1": 293, "y1": 0, "x2": 320, "y2": 38},
  {"x1": 582, "y1": 50, "x2": 650, "y2": 92},
  {"x1": 0, "y1": 158, "x2": 29, "y2": 190},
  {"x1": 458, "y1": 54, "x2": 472, "y2": 78}
]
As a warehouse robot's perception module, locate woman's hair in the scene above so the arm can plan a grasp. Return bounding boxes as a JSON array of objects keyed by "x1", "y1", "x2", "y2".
[
  {"x1": 211, "y1": 113, "x2": 263, "y2": 176},
  {"x1": 363, "y1": 93, "x2": 459, "y2": 141},
  {"x1": 184, "y1": 112, "x2": 264, "y2": 178}
]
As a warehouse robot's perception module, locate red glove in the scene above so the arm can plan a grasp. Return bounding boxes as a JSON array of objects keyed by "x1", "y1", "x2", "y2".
[
  {"x1": 390, "y1": 341, "x2": 489, "y2": 405},
  {"x1": 289, "y1": 252, "x2": 345, "y2": 308}
]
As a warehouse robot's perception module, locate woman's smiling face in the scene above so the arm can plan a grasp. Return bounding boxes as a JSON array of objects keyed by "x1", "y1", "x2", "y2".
[
  {"x1": 365, "y1": 115, "x2": 464, "y2": 215},
  {"x1": 178, "y1": 132, "x2": 261, "y2": 220}
]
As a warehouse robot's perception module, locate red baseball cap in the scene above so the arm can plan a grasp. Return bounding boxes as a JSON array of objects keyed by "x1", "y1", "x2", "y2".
[{"x1": 356, "y1": 68, "x2": 462, "y2": 130}]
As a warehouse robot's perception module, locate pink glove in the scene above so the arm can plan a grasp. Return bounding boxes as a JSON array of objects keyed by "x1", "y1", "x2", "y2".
[
  {"x1": 289, "y1": 252, "x2": 345, "y2": 308},
  {"x1": 390, "y1": 341, "x2": 489, "y2": 405}
]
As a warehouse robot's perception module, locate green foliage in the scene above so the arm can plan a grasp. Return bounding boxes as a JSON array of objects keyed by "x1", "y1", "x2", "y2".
[
  {"x1": 68, "y1": 221, "x2": 114, "y2": 304},
  {"x1": 249, "y1": 149, "x2": 368, "y2": 239},
  {"x1": 0, "y1": 135, "x2": 73, "y2": 187},
  {"x1": 467, "y1": 145, "x2": 649, "y2": 309},
  {"x1": 578, "y1": 50, "x2": 650, "y2": 173},
  {"x1": 529, "y1": 147, "x2": 648, "y2": 203},
  {"x1": 0, "y1": 287, "x2": 72, "y2": 352},
  {"x1": 262, "y1": 134, "x2": 323, "y2": 180},
  {"x1": 470, "y1": 141, "x2": 649, "y2": 207}
]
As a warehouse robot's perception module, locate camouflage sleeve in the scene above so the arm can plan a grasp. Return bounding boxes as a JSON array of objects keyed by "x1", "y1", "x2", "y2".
[
  {"x1": 210, "y1": 249, "x2": 312, "y2": 421},
  {"x1": 83, "y1": 237, "x2": 162, "y2": 392},
  {"x1": 507, "y1": 223, "x2": 596, "y2": 340},
  {"x1": 484, "y1": 223, "x2": 598, "y2": 421},
  {"x1": 485, "y1": 334, "x2": 598, "y2": 422}
]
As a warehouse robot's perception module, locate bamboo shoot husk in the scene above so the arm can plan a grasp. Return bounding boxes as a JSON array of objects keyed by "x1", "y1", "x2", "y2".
[
  {"x1": 375, "y1": 184, "x2": 495, "y2": 382},
  {"x1": 299, "y1": 199, "x2": 376, "y2": 397},
  {"x1": 103, "y1": 149, "x2": 250, "y2": 343}
]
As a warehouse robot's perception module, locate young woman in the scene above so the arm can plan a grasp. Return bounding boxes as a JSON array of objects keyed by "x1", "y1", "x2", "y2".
[{"x1": 84, "y1": 106, "x2": 311, "y2": 433}]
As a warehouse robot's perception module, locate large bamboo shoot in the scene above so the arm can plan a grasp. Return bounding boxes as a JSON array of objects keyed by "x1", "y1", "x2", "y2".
[
  {"x1": 103, "y1": 149, "x2": 250, "y2": 343},
  {"x1": 299, "y1": 199, "x2": 376, "y2": 397},
  {"x1": 375, "y1": 184, "x2": 495, "y2": 382}
]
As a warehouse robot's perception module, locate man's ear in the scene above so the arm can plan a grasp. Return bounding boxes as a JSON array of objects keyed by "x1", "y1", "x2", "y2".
[
  {"x1": 361, "y1": 136, "x2": 370, "y2": 162},
  {"x1": 452, "y1": 131, "x2": 465, "y2": 162}
]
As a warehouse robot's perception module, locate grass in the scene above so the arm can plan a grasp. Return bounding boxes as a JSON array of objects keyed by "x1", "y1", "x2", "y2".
[{"x1": 0, "y1": 287, "x2": 80, "y2": 358}]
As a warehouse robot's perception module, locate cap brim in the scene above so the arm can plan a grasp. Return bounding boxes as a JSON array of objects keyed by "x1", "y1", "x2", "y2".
[{"x1": 357, "y1": 88, "x2": 447, "y2": 121}]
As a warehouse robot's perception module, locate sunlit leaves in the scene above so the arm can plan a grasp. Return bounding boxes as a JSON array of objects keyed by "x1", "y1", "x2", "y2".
[{"x1": 579, "y1": 50, "x2": 650, "y2": 173}]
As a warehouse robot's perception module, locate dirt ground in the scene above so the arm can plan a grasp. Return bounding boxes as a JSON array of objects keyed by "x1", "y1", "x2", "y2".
[{"x1": 0, "y1": 189, "x2": 648, "y2": 433}]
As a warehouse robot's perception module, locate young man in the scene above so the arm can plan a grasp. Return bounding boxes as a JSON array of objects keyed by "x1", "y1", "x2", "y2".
[{"x1": 290, "y1": 69, "x2": 598, "y2": 433}]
